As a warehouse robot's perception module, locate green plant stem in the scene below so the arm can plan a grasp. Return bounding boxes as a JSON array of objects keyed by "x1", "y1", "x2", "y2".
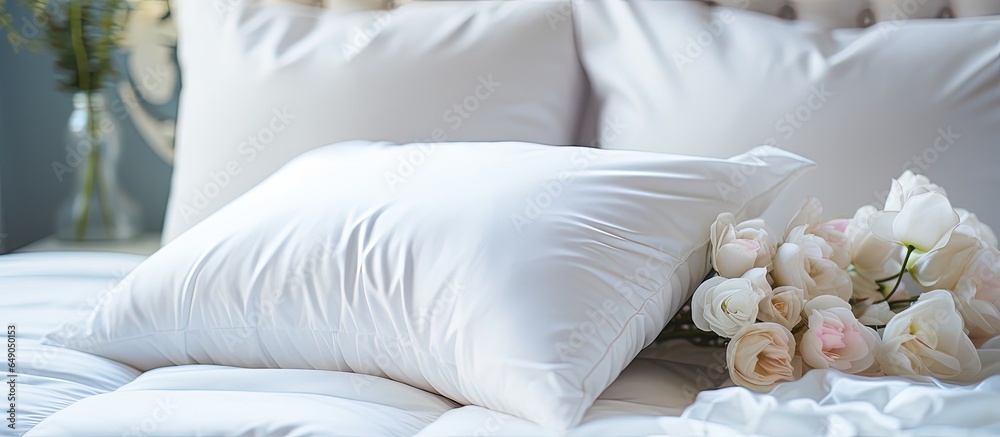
[
  {"x1": 70, "y1": 0, "x2": 91, "y2": 240},
  {"x1": 888, "y1": 298, "x2": 920, "y2": 310},
  {"x1": 87, "y1": 93, "x2": 115, "y2": 233},
  {"x1": 69, "y1": 0, "x2": 89, "y2": 92},
  {"x1": 74, "y1": 94, "x2": 102, "y2": 240},
  {"x1": 874, "y1": 273, "x2": 900, "y2": 283},
  {"x1": 877, "y1": 245, "x2": 916, "y2": 304},
  {"x1": 68, "y1": 3, "x2": 115, "y2": 239},
  {"x1": 93, "y1": 143, "x2": 116, "y2": 232},
  {"x1": 75, "y1": 153, "x2": 96, "y2": 240},
  {"x1": 75, "y1": 93, "x2": 117, "y2": 240}
]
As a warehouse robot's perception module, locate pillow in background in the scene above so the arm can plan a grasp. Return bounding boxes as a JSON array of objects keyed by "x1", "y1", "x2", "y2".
[
  {"x1": 164, "y1": 0, "x2": 586, "y2": 241},
  {"x1": 576, "y1": 0, "x2": 1000, "y2": 227},
  {"x1": 50, "y1": 141, "x2": 813, "y2": 429}
]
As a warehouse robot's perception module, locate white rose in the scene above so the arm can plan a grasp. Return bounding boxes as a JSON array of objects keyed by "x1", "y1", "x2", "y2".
[
  {"x1": 727, "y1": 322, "x2": 798, "y2": 392},
  {"x1": 772, "y1": 226, "x2": 852, "y2": 301},
  {"x1": 757, "y1": 286, "x2": 805, "y2": 331},
  {"x1": 855, "y1": 301, "x2": 896, "y2": 327},
  {"x1": 870, "y1": 190, "x2": 959, "y2": 253},
  {"x1": 847, "y1": 205, "x2": 905, "y2": 282},
  {"x1": 711, "y1": 213, "x2": 778, "y2": 278},
  {"x1": 799, "y1": 296, "x2": 880, "y2": 373},
  {"x1": 741, "y1": 267, "x2": 771, "y2": 294},
  {"x1": 911, "y1": 225, "x2": 984, "y2": 291},
  {"x1": 884, "y1": 170, "x2": 946, "y2": 211},
  {"x1": 877, "y1": 289, "x2": 982, "y2": 381},
  {"x1": 786, "y1": 197, "x2": 851, "y2": 269},
  {"x1": 956, "y1": 208, "x2": 998, "y2": 249},
  {"x1": 691, "y1": 269, "x2": 769, "y2": 338},
  {"x1": 953, "y1": 248, "x2": 1000, "y2": 345}
]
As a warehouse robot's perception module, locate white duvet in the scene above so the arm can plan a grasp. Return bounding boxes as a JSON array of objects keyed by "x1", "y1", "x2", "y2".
[{"x1": 5, "y1": 252, "x2": 1000, "y2": 436}]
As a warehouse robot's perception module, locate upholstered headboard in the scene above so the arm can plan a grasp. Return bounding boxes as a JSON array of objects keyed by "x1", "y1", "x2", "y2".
[
  {"x1": 368, "y1": 0, "x2": 1000, "y2": 24},
  {"x1": 713, "y1": 0, "x2": 1000, "y2": 27}
]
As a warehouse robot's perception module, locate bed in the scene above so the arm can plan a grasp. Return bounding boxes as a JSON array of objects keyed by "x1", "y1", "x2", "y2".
[
  {"x1": 7, "y1": 0, "x2": 1000, "y2": 435},
  {"x1": 7, "y1": 252, "x2": 1000, "y2": 435}
]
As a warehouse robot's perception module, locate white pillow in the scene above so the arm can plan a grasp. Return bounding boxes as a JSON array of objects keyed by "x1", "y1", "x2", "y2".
[
  {"x1": 50, "y1": 141, "x2": 813, "y2": 429},
  {"x1": 164, "y1": 0, "x2": 586, "y2": 241},
  {"x1": 577, "y1": 0, "x2": 1000, "y2": 227}
]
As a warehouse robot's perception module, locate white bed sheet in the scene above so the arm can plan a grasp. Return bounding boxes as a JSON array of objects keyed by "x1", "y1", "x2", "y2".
[
  {"x1": 6, "y1": 252, "x2": 1000, "y2": 436},
  {"x1": 2, "y1": 252, "x2": 461, "y2": 437},
  {"x1": 419, "y1": 365, "x2": 1000, "y2": 437},
  {"x1": 1, "y1": 253, "x2": 144, "y2": 434}
]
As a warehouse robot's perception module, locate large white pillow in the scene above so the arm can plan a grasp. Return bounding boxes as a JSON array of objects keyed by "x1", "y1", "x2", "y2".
[
  {"x1": 164, "y1": 0, "x2": 586, "y2": 241},
  {"x1": 577, "y1": 0, "x2": 1000, "y2": 227},
  {"x1": 50, "y1": 141, "x2": 812, "y2": 428}
]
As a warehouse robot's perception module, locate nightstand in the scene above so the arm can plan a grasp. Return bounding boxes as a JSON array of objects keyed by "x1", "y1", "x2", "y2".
[{"x1": 14, "y1": 232, "x2": 162, "y2": 256}]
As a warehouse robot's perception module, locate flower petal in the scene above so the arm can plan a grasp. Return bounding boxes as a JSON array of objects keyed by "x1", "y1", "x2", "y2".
[
  {"x1": 892, "y1": 191, "x2": 959, "y2": 252},
  {"x1": 805, "y1": 294, "x2": 851, "y2": 312},
  {"x1": 868, "y1": 211, "x2": 902, "y2": 245},
  {"x1": 911, "y1": 225, "x2": 982, "y2": 290},
  {"x1": 786, "y1": 197, "x2": 823, "y2": 238},
  {"x1": 716, "y1": 243, "x2": 758, "y2": 278},
  {"x1": 885, "y1": 178, "x2": 905, "y2": 211}
]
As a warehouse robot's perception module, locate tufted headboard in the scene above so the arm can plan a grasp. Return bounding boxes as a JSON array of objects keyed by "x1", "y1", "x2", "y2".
[
  {"x1": 342, "y1": 0, "x2": 1000, "y2": 24},
  {"x1": 711, "y1": 0, "x2": 1000, "y2": 28}
]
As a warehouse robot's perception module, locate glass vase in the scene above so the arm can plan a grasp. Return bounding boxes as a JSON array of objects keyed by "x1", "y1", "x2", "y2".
[{"x1": 55, "y1": 91, "x2": 142, "y2": 241}]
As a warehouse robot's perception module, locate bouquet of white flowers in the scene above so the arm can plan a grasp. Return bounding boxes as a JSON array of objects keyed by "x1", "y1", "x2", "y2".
[{"x1": 661, "y1": 170, "x2": 1000, "y2": 392}]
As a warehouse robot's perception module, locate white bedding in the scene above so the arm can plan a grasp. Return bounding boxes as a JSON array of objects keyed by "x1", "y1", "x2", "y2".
[
  {"x1": 6, "y1": 252, "x2": 1000, "y2": 436},
  {"x1": 2, "y1": 253, "x2": 143, "y2": 433}
]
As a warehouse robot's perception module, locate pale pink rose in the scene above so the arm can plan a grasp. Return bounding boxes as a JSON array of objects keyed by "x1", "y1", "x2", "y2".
[
  {"x1": 819, "y1": 222, "x2": 852, "y2": 270},
  {"x1": 825, "y1": 218, "x2": 850, "y2": 234},
  {"x1": 727, "y1": 322, "x2": 798, "y2": 392},
  {"x1": 711, "y1": 213, "x2": 778, "y2": 278},
  {"x1": 799, "y1": 296, "x2": 880, "y2": 373},
  {"x1": 772, "y1": 226, "x2": 852, "y2": 301},
  {"x1": 786, "y1": 197, "x2": 851, "y2": 269}
]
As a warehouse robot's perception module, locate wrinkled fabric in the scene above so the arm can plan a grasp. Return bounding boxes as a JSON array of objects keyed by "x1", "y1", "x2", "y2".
[
  {"x1": 683, "y1": 361, "x2": 1000, "y2": 436},
  {"x1": 8, "y1": 253, "x2": 1000, "y2": 436},
  {"x1": 164, "y1": 0, "x2": 587, "y2": 240},
  {"x1": 48, "y1": 142, "x2": 812, "y2": 429},
  {"x1": 576, "y1": 0, "x2": 1000, "y2": 227},
  {"x1": 0, "y1": 253, "x2": 145, "y2": 433}
]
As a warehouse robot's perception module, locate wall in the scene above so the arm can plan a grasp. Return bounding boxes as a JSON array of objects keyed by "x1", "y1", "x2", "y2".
[{"x1": 0, "y1": 1, "x2": 172, "y2": 252}]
